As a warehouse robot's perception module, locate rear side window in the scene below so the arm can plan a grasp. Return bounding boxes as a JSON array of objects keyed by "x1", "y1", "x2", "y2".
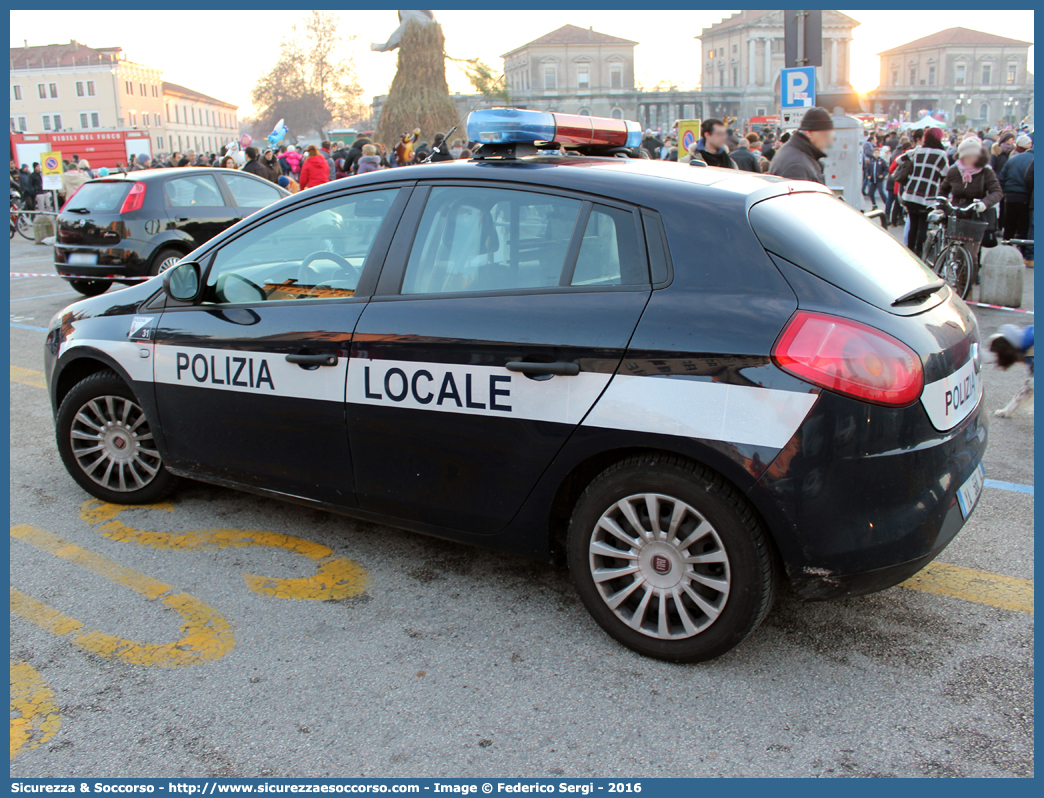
[
  {"x1": 749, "y1": 193, "x2": 937, "y2": 309},
  {"x1": 569, "y1": 205, "x2": 644, "y2": 287},
  {"x1": 402, "y1": 186, "x2": 582, "y2": 295},
  {"x1": 223, "y1": 173, "x2": 283, "y2": 209},
  {"x1": 64, "y1": 181, "x2": 130, "y2": 212},
  {"x1": 164, "y1": 175, "x2": 225, "y2": 208}
]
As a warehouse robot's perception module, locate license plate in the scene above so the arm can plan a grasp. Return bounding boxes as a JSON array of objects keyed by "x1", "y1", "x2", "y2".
[
  {"x1": 68, "y1": 252, "x2": 97, "y2": 265},
  {"x1": 956, "y1": 461, "x2": 986, "y2": 519}
]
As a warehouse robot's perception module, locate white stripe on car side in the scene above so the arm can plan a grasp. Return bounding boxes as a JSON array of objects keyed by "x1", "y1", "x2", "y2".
[
  {"x1": 59, "y1": 341, "x2": 820, "y2": 450},
  {"x1": 580, "y1": 373, "x2": 819, "y2": 449}
]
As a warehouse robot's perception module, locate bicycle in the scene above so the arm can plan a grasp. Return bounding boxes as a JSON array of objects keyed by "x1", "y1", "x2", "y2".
[{"x1": 921, "y1": 197, "x2": 988, "y2": 300}]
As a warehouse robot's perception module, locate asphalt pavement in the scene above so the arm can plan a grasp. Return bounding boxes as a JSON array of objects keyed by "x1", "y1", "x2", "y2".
[{"x1": 8, "y1": 232, "x2": 1034, "y2": 777}]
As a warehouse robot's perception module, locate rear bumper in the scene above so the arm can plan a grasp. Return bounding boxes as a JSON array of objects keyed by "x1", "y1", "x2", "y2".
[
  {"x1": 749, "y1": 388, "x2": 988, "y2": 600},
  {"x1": 54, "y1": 239, "x2": 153, "y2": 279}
]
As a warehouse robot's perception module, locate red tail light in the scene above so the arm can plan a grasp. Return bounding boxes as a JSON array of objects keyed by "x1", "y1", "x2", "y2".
[
  {"x1": 772, "y1": 311, "x2": 924, "y2": 407},
  {"x1": 119, "y1": 181, "x2": 147, "y2": 214}
]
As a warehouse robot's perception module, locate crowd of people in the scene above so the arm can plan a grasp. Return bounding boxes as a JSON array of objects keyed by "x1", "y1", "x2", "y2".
[{"x1": 862, "y1": 122, "x2": 1034, "y2": 266}]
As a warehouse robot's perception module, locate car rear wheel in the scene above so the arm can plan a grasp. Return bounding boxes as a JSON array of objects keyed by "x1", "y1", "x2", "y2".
[
  {"x1": 68, "y1": 279, "x2": 112, "y2": 297},
  {"x1": 566, "y1": 454, "x2": 777, "y2": 663},
  {"x1": 150, "y1": 247, "x2": 184, "y2": 277},
  {"x1": 56, "y1": 370, "x2": 178, "y2": 504}
]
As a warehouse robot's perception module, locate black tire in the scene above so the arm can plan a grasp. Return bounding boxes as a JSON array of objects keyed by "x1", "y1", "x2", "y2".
[
  {"x1": 149, "y1": 246, "x2": 184, "y2": 277},
  {"x1": 566, "y1": 454, "x2": 777, "y2": 663},
  {"x1": 68, "y1": 279, "x2": 112, "y2": 297},
  {"x1": 55, "y1": 370, "x2": 179, "y2": 504},
  {"x1": 936, "y1": 243, "x2": 974, "y2": 299},
  {"x1": 16, "y1": 209, "x2": 35, "y2": 240}
]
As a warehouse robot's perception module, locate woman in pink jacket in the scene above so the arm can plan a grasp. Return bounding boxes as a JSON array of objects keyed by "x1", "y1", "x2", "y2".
[{"x1": 281, "y1": 145, "x2": 302, "y2": 177}]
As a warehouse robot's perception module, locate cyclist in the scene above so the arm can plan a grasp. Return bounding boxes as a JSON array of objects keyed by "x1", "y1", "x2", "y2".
[{"x1": 938, "y1": 136, "x2": 1003, "y2": 267}]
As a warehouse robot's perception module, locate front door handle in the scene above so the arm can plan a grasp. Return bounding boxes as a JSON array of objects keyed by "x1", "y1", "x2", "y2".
[
  {"x1": 505, "y1": 361, "x2": 580, "y2": 377},
  {"x1": 285, "y1": 353, "x2": 338, "y2": 367}
]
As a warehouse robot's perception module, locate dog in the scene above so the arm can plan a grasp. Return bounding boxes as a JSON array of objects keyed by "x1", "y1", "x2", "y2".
[{"x1": 989, "y1": 324, "x2": 1034, "y2": 418}]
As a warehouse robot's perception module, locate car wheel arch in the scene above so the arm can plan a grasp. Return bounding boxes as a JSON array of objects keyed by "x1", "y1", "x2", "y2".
[
  {"x1": 546, "y1": 445, "x2": 783, "y2": 572},
  {"x1": 53, "y1": 350, "x2": 136, "y2": 412}
]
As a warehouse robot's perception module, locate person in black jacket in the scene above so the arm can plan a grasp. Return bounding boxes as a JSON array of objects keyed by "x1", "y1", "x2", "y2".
[
  {"x1": 767, "y1": 108, "x2": 834, "y2": 184},
  {"x1": 729, "y1": 138, "x2": 760, "y2": 172},
  {"x1": 689, "y1": 118, "x2": 736, "y2": 169},
  {"x1": 428, "y1": 132, "x2": 454, "y2": 162},
  {"x1": 866, "y1": 147, "x2": 888, "y2": 209},
  {"x1": 344, "y1": 138, "x2": 371, "y2": 175},
  {"x1": 241, "y1": 147, "x2": 269, "y2": 180}
]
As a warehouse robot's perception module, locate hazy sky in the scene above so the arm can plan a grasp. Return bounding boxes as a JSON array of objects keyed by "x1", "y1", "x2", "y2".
[{"x1": 9, "y1": 8, "x2": 1035, "y2": 117}]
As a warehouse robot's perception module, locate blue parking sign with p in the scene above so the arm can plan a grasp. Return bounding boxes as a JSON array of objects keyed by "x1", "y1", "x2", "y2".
[{"x1": 781, "y1": 67, "x2": 816, "y2": 109}]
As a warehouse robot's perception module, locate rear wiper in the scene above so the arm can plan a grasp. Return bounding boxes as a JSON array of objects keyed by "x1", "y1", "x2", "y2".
[
  {"x1": 65, "y1": 207, "x2": 90, "y2": 214},
  {"x1": 892, "y1": 279, "x2": 945, "y2": 306}
]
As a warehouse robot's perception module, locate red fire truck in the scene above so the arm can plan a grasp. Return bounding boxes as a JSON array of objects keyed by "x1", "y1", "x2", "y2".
[{"x1": 10, "y1": 129, "x2": 152, "y2": 171}]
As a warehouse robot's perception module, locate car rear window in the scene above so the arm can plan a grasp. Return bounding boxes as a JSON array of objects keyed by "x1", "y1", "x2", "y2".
[
  {"x1": 63, "y1": 181, "x2": 131, "y2": 213},
  {"x1": 748, "y1": 192, "x2": 938, "y2": 310}
]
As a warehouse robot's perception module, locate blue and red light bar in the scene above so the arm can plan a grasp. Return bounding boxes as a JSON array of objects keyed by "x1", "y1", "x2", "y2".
[{"x1": 466, "y1": 108, "x2": 642, "y2": 149}]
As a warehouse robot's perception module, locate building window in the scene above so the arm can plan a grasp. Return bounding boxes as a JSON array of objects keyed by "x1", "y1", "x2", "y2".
[
  {"x1": 152, "y1": 85, "x2": 158, "y2": 97},
  {"x1": 755, "y1": 107, "x2": 767, "y2": 116},
  {"x1": 13, "y1": 115, "x2": 27, "y2": 132},
  {"x1": 130, "y1": 112, "x2": 137, "y2": 126},
  {"x1": 982, "y1": 65, "x2": 991, "y2": 85},
  {"x1": 576, "y1": 64, "x2": 590, "y2": 89},
  {"x1": 707, "y1": 48, "x2": 714, "y2": 58},
  {"x1": 1007, "y1": 64, "x2": 1017, "y2": 84},
  {"x1": 91, "y1": 112, "x2": 99, "y2": 128},
  {"x1": 12, "y1": 85, "x2": 21, "y2": 101},
  {"x1": 80, "y1": 112, "x2": 88, "y2": 128},
  {"x1": 126, "y1": 80, "x2": 133, "y2": 94},
  {"x1": 956, "y1": 63, "x2": 965, "y2": 85},
  {"x1": 53, "y1": 114, "x2": 61, "y2": 130},
  {"x1": 611, "y1": 108, "x2": 623, "y2": 119},
  {"x1": 909, "y1": 66, "x2": 916, "y2": 85},
  {"x1": 38, "y1": 83, "x2": 46, "y2": 99},
  {"x1": 76, "y1": 81, "x2": 84, "y2": 97},
  {"x1": 771, "y1": 38, "x2": 784, "y2": 53},
  {"x1": 732, "y1": 67, "x2": 739, "y2": 86},
  {"x1": 543, "y1": 65, "x2": 557, "y2": 90},
  {"x1": 719, "y1": 69, "x2": 725, "y2": 87},
  {"x1": 610, "y1": 63, "x2": 623, "y2": 89},
  {"x1": 156, "y1": 113, "x2": 162, "y2": 127},
  {"x1": 928, "y1": 66, "x2": 936, "y2": 85},
  {"x1": 732, "y1": 44, "x2": 738, "y2": 54},
  {"x1": 87, "y1": 81, "x2": 95, "y2": 96},
  {"x1": 158, "y1": 136, "x2": 164, "y2": 150},
  {"x1": 891, "y1": 69, "x2": 898, "y2": 86},
  {"x1": 140, "y1": 83, "x2": 146, "y2": 96},
  {"x1": 49, "y1": 83, "x2": 58, "y2": 99},
  {"x1": 578, "y1": 108, "x2": 591, "y2": 116},
  {"x1": 166, "y1": 104, "x2": 170, "y2": 122},
  {"x1": 42, "y1": 115, "x2": 51, "y2": 131},
  {"x1": 979, "y1": 103, "x2": 989, "y2": 120},
  {"x1": 175, "y1": 106, "x2": 179, "y2": 123}
]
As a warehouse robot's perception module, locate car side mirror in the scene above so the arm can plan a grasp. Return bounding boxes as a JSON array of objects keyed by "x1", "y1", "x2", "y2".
[{"x1": 163, "y1": 260, "x2": 202, "y2": 303}]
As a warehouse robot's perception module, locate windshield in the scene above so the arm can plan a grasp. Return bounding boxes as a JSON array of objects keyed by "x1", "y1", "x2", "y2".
[
  {"x1": 749, "y1": 192, "x2": 938, "y2": 310},
  {"x1": 65, "y1": 181, "x2": 131, "y2": 213}
]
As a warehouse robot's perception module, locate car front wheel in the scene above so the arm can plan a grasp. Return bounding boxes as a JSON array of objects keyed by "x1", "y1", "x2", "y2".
[
  {"x1": 567, "y1": 454, "x2": 777, "y2": 663},
  {"x1": 55, "y1": 370, "x2": 178, "y2": 504}
]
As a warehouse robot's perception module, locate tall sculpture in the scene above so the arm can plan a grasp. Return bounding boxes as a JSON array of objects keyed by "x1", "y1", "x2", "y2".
[{"x1": 373, "y1": 11, "x2": 460, "y2": 155}]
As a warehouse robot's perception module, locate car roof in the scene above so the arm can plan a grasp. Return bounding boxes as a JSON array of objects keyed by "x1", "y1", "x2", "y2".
[
  {"x1": 94, "y1": 167, "x2": 265, "y2": 182},
  {"x1": 297, "y1": 155, "x2": 820, "y2": 210}
]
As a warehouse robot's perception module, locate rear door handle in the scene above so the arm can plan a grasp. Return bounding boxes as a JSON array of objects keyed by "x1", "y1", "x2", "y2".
[
  {"x1": 505, "y1": 361, "x2": 580, "y2": 377},
  {"x1": 285, "y1": 354, "x2": 338, "y2": 367}
]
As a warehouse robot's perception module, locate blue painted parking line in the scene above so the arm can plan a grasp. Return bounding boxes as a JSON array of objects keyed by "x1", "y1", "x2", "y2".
[
  {"x1": 10, "y1": 322, "x2": 48, "y2": 332},
  {"x1": 984, "y1": 479, "x2": 1034, "y2": 496},
  {"x1": 10, "y1": 291, "x2": 76, "y2": 302}
]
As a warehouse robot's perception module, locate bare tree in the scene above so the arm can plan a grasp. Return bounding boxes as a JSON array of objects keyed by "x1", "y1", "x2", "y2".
[{"x1": 251, "y1": 11, "x2": 363, "y2": 139}]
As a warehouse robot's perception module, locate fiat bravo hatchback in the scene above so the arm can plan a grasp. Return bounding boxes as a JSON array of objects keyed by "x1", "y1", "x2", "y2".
[{"x1": 43, "y1": 110, "x2": 987, "y2": 662}]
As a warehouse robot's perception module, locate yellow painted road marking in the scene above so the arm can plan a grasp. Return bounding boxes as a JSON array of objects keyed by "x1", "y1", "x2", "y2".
[
  {"x1": 81, "y1": 501, "x2": 369, "y2": 601},
  {"x1": 901, "y1": 562, "x2": 1034, "y2": 613},
  {"x1": 10, "y1": 365, "x2": 46, "y2": 389},
  {"x1": 10, "y1": 661, "x2": 61, "y2": 760},
  {"x1": 11, "y1": 524, "x2": 235, "y2": 667}
]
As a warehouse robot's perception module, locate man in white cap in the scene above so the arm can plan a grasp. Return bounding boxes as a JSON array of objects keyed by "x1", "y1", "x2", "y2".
[{"x1": 999, "y1": 134, "x2": 1034, "y2": 265}]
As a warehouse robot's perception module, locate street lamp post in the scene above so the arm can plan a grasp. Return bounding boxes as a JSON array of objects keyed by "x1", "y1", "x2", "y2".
[{"x1": 955, "y1": 92, "x2": 966, "y2": 125}]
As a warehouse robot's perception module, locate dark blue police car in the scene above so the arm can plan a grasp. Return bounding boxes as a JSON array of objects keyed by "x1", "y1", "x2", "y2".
[{"x1": 43, "y1": 109, "x2": 987, "y2": 662}]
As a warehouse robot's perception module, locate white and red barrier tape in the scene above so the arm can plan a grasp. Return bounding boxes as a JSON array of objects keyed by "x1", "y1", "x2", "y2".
[
  {"x1": 965, "y1": 301, "x2": 1034, "y2": 315},
  {"x1": 11, "y1": 272, "x2": 151, "y2": 280}
]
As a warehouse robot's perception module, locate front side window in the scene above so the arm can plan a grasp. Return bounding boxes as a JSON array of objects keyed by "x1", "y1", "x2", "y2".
[
  {"x1": 164, "y1": 175, "x2": 225, "y2": 209},
  {"x1": 203, "y1": 189, "x2": 399, "y2": 305},
  {"x1": 223, "y1": 173, "x2": 283, "y2": 209}
]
